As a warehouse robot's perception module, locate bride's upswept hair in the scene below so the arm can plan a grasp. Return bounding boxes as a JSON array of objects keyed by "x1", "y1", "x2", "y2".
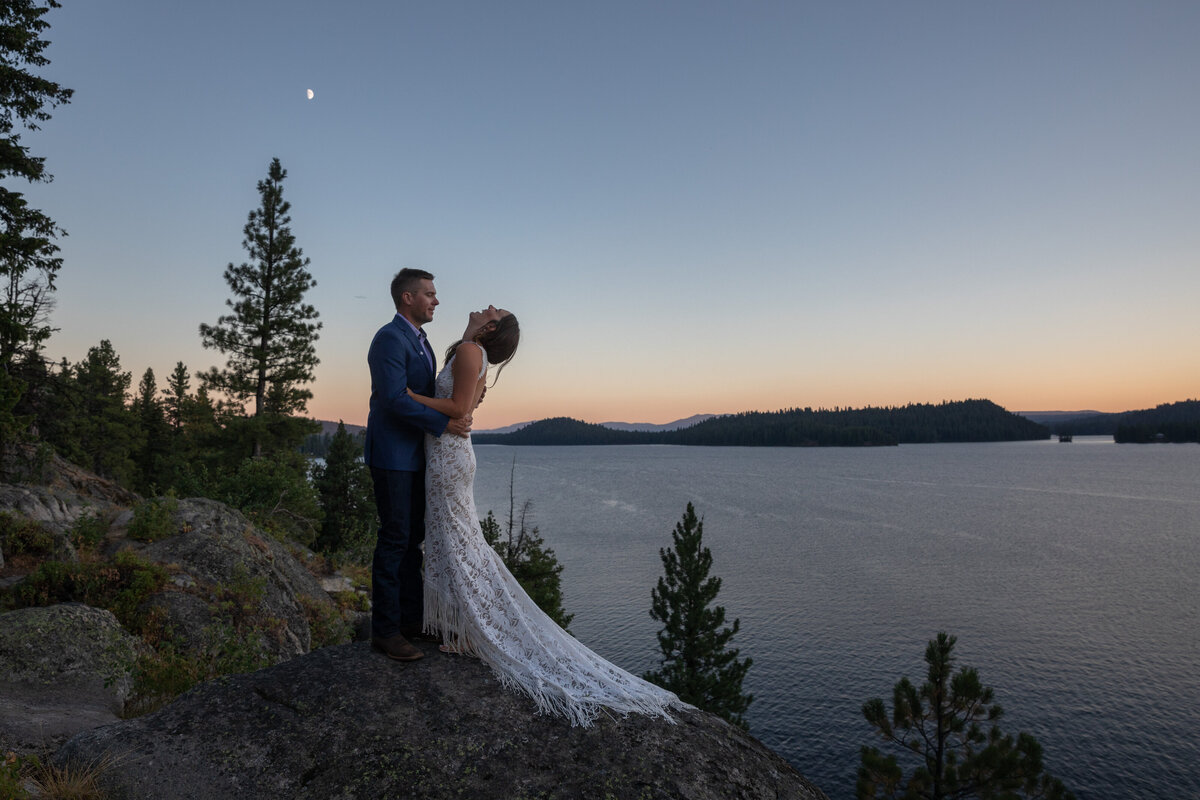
[{"x1": 445, "y1": 312, "x2": 520, "y2": 384}]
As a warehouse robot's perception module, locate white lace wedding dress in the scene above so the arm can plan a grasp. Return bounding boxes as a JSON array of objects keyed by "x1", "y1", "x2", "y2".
[{"x1": 422, "y1": 344, "x2": 687, "y2": 726}]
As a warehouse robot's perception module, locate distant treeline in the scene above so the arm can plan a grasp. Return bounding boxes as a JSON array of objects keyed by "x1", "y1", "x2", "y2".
[
  {"x1": 473, "y1": 400, "x2": 1048, "y2": 447},
  {"x1": 1114, "y1": 422, "x2": 1200, "y2": 444},
  {"x1": 1052, "y1": 400, "x2": 1200, "y2": 443}
]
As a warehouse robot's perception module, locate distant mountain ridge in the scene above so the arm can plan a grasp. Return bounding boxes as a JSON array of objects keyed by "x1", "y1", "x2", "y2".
[
  {"x1": 474, "y1": 414, "x2": 716, "y2": 436},
  {"x1": 1016, "y1": 410, "x2": 1103, "y2": 425},
  {"x1": 314, "y1": 420, "x2": 365, "y2": 437},
  {"x1": 473, "y1": 421, "x2": 532, "y2": 435},
  {"x1": 597, "y1": 414, "x2": 717, "y2": 432},
  {"x1": 307, "y1": 415, "x2": 713, "y2": 440}
]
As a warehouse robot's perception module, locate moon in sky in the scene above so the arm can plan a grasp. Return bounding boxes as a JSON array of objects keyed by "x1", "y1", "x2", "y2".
[{"x1": 306, "y1": 89, "x2": 314, "y2": 100}]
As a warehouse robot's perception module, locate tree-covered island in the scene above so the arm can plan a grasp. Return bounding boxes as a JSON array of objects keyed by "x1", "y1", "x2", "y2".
[{"x1": 473, "y1": 399, "x2": 1050, "y2": 446}]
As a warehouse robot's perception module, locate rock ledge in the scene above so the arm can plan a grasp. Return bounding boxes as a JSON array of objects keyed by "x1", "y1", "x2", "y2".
[{"x1": 58, "y1": 640, "x2": 828, "y2": 800}]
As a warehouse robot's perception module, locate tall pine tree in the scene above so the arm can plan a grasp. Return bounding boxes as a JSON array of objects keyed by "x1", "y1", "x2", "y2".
[
  {"x1": 161, "y1": 361, "x2": 190, "y2": 432},
  {"x1": 644, "y1": 502, "x2": 752, "y2": 728},
  {"x1": 199, "y1": 157, "x2": 320, "y2": 456},
  {"x1": 153, "y1": 360, "x2": 209, "y2": 496},
  {"x1": 130, "y1": 367, "x2": 171, "y2": 494},
  {"x1": 62, "y1": 340, "x2": 140, "y2": 484},
  {"x1": 0, "y1": 0, "x2": 72, "y2": 441}
]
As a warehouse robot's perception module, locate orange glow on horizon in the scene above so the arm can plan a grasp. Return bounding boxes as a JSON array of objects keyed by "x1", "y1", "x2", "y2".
[
  {"x1": 304, "y1": 332, "x2": 1199, "y2": 429},
  {"x1": 308, "y1": 378, "x2": 1198, "y2": 430}
]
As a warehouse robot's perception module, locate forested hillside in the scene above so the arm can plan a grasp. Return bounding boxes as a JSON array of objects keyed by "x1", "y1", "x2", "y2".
[
  {"x1": 473, "y1": 400, "x2": 1047, "y2": 446},
  {"x1": 1112, "y1": 400, "x2": 1200, "y2": 443},
  {"x1": 1052, "y1": 400, "x2": 1200, "y2": 442},
  {"x1": 473, "y1": 417, "x2": 655, "y2": 446}
]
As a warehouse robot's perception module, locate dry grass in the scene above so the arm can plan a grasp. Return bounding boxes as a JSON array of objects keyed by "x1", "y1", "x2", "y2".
[
  {"x1": 337, "y1": 561, "x2": 371, "y2": 591},
  {"x1": 25, "y1": 751, "x2": 124, "y2": 800}
]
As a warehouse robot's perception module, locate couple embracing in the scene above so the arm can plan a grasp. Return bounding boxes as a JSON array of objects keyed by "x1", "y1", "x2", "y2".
[{"x1": 363, "y1": 268, "x2": 686, "y2": 726}]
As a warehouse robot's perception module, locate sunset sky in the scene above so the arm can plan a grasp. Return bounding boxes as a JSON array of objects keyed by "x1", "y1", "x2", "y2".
[{"x1": 25, "y1": 1, "x2": 1200, "y2": 429}]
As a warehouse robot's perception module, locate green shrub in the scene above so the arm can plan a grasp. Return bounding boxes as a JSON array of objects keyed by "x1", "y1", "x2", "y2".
[
  {"x1": 211, "y1": 563, "x2": 267, "y2": 621},
  {"x1": 299, "y1": 594, "x2": 353, "y2": 649},
  {"x1": 216, "y1": 451, "x2": 322, "y2": 546},
  {"x1": 203, "y1": 567, "x2": 281, "y2": 669},
  {"x1": 338, "y1": 561, "x2": 372, "y2": 593},
  {"x1": 202, "y1": 620, "x2": 273, "y2": 676},
  {"x1": 126, "y1": 617, "x2": 275, "y2": 718},
  {"x1": 5, "y1": 549, "x2": 168, "y2": 630},
  {"x1": 68, "y1": 512, "x2": 109, "y2": 551},
  {"x1": 0, "y1": 512, "x2": 57, "y2": 559},
  {"x1": 127, "y1": 495, "x2": 179, "y2": 542},
  {"x1": 1, "y1": 751, "x2": 29, "y2": 800},
  {"x1": 329, "y1": 590, "x2": 370, "y2": 613},
  {"x1": 124, "y1": 572, "x2": 280, "y2": 717},
  {"x1": 124, "y1": 640, "x2": 203, "y2": 718}
]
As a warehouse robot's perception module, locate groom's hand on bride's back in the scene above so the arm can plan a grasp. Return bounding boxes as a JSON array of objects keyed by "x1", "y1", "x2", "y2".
[{"x1": 446, "y1": 414, "x2": 472, "y2": 438}]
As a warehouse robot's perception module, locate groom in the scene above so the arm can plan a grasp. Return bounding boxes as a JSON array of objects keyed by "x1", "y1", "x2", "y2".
[{"x1": 365, "y1": 268, "x2": 470, "y2": 661}]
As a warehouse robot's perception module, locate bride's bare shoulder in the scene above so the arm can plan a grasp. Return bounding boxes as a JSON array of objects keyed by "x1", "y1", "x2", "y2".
[{"x1": 451, "y1": 341, "x2": 484, "y2": 362}]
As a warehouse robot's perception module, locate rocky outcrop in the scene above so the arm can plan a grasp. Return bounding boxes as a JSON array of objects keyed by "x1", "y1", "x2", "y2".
[
  {"x1": 0, "y1": 445, "x2": 137, "y2": 570},
  {"x1": 1, "y1": 466, "x2": 351, "y2": 757},
  {"x1": 57, "y1": 640, "x2": 828, "y2": 800},
  {"x1": 136, "y1": 498, "x2": 336, "y2": 660},
  {"x1": 0, "y1": 484, "x2": 83, "y2": 567},
  {"x1": 0, "y1": 444, "x2": 138, "y2": 522},
  {"x1": 0, "y1": 604, "x2": 140, "y2": 754},
  {"x1": 0, "y1": 483, "x2": 89, "y2": 538},
  {"x1": 3, "y1": 452, "x2": 829, "y2": 798}
]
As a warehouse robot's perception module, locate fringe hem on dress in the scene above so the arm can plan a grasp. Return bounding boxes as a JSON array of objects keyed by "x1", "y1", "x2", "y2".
[{"x1": 423, "y1": 585, "x2": 689, "y2": 728}]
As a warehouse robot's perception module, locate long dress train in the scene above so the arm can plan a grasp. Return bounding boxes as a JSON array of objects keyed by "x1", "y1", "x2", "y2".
[{"x1": 422, "y1": 344, "x2": 687, "y2": 726}]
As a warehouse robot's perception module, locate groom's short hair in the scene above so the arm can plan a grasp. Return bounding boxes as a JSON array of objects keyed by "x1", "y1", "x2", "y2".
[{"x1": 391, "y1": 268, "x2": 435, "y2": 309}]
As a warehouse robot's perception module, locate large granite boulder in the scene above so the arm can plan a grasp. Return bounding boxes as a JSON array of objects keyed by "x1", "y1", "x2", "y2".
[
  {"x1": 0, "y1": 603, "x2": 140, "y2": 754},
  {"x1": 56, "y1": 641, "x2": 827, "y2": 800},
  {"x1": 136, "y1": 498, "x2": 337, "y2": 660}
]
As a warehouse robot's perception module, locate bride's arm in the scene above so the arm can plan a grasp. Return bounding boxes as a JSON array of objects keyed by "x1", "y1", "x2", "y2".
[{"x1": 406, "y1": 343, "x2": 484, "y2": 419}]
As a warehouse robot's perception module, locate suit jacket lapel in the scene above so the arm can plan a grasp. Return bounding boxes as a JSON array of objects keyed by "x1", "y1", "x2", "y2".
[{"x1": 393, "y1": 316, "x2": 434, "y2": 380}]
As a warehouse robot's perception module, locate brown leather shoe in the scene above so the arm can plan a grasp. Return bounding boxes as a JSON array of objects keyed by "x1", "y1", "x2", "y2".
[{"x1": 371, "y1": 633, "x2": 424, "y2": 662}]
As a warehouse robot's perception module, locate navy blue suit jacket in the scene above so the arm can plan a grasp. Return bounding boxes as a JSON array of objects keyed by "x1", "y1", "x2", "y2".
[{"x1": 364, "y1": 315, "x2": 450, "y2": 471}]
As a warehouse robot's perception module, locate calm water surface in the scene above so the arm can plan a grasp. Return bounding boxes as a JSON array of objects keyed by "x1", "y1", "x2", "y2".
[{"x1": 471, "y1": 437, "x2": 1200, "y2": 800}]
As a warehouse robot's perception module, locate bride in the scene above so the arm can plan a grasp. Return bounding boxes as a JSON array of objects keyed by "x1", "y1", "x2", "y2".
[{"x1": 406, "y1": 305, "x2": 687, "y2": 726}]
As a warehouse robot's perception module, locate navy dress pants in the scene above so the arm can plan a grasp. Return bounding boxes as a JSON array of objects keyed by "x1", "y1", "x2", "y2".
[{"x1": 370, "y1": 466, "x2": 426, "y2": 637}]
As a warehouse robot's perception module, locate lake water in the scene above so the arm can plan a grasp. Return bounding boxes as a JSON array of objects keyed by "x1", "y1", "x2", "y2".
[{"x1": 469, "y1": 437, "x2": 1200, "y2": 800}]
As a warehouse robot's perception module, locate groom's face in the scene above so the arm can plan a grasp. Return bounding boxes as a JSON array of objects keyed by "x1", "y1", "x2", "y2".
[{"x1": 404, "y1": 279, "x2": 438, "y2": 326}]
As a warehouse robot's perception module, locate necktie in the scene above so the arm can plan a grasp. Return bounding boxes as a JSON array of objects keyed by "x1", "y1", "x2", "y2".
[{"x1": 418, "y1": 330, "x2": 434, "y2": 372}]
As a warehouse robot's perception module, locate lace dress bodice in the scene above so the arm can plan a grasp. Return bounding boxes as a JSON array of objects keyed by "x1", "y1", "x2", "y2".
[
  {"x1": 432, "y1": 343, "x2": 483, "y2": 401},
  {"x1": 422, "y1": 345, "x2": 686, "y2": 726}
]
